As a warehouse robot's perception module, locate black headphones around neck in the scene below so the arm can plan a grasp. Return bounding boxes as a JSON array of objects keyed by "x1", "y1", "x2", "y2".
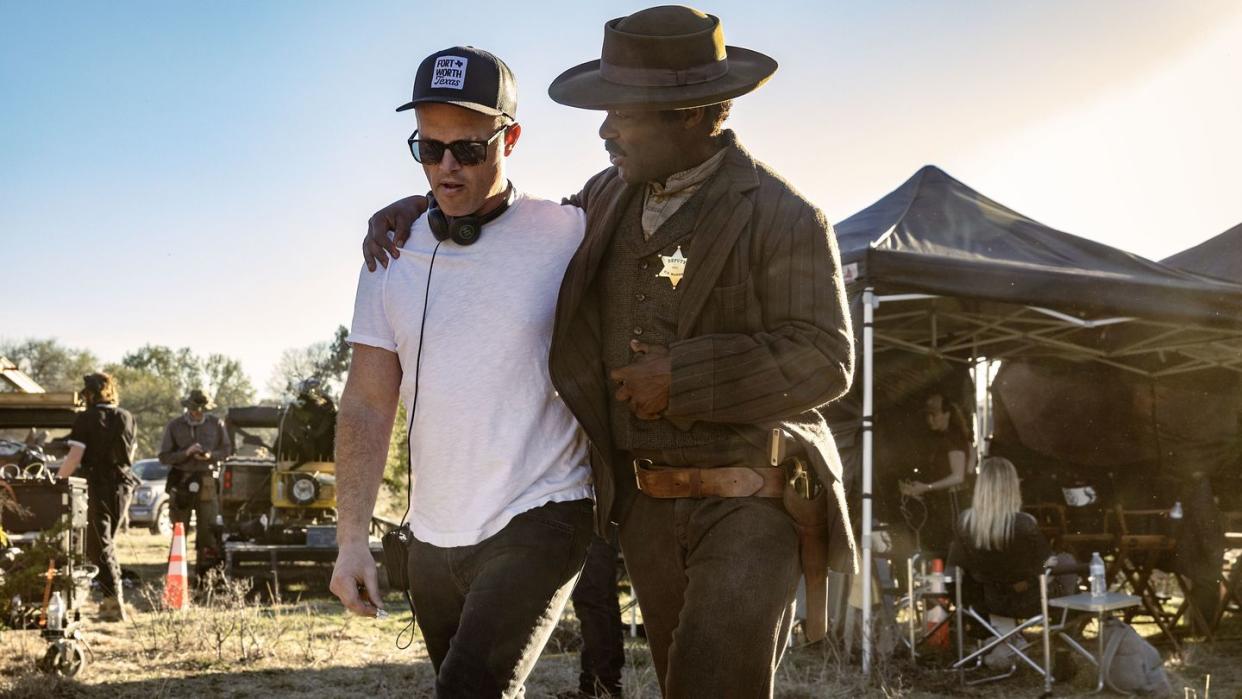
[{"x1": 427, "y1": 183, "x2": 516, "y2": 246}]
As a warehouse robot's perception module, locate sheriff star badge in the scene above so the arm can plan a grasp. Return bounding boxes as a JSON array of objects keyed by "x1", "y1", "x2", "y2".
[{"x1": 658, "y1": 246, "x2": 688, "y2": 289}]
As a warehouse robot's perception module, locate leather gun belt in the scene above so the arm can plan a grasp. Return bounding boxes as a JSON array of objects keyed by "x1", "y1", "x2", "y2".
[{"x1": 633, "y1": 460, "x2": 784, "y2": 499}]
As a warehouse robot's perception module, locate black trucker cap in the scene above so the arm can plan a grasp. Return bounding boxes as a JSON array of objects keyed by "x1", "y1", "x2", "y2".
[{"x1": 396, "y1": 46, "x2": 517, "y2": 120}]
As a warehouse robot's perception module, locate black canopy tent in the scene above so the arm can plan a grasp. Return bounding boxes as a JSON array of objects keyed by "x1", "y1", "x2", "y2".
[
  {"x1": 984, "y1": 222, "x2": 1242, "y2": 504},
  {"x1": 832, "y1": 166, "x2": 1242, "y2": 671},
  {"x1": 1162, "y1": 221, "x2": 1242, "y2": 283},
  {"x1": 1151, "y1": 220, "x2": 1242, "y2": 482}
]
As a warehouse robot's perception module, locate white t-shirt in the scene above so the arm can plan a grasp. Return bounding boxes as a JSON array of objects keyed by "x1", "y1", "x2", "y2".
[{"x1": 347, "y1": 193, "x2": 592, "y2": 547}]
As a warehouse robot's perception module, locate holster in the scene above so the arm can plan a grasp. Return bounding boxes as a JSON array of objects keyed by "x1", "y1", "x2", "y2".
[
  {"x1": 165, "y1": 467, "x2": 184, "y2": 494},
  {"x1": 782, "y1": 477, "x2": 832, "y2": 642},
  {"x1": 169, "y1": 469, "x2": 199, "y2": 511}
]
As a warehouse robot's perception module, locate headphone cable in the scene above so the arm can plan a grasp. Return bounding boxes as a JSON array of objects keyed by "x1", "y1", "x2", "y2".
[
  {"x1": 399, "y1": 239, "x2": 441, "y2": 526},
  {"x1": 394, "y1": 238, "x2": 441, "y2": 650}
]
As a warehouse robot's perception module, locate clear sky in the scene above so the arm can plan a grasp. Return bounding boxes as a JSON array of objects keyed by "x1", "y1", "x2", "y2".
[{"x1": 3, "y1": 1, "x2": 1240, "y2": 394}]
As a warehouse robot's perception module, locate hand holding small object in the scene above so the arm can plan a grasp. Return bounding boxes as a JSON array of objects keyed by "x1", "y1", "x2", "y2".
[
  {"x1": 899, "y1": 480, "x2": 929, "y2": 498},
  {"x1": 330, "y1": 542, "x2": 385, "y2": 617}
]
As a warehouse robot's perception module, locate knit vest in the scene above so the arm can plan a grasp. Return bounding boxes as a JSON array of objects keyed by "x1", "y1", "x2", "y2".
[{"x1": 599, "y1": 182, "x2": 759, "y2": 466}]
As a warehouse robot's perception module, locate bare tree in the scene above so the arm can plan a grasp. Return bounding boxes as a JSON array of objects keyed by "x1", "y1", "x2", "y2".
[{"x1": 265, "y1": 326, "x2": 352, "y2": 401}]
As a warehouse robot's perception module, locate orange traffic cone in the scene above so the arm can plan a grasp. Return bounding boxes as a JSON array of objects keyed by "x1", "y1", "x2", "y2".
[{"x1": 164, "y1": 522, "x2": 189, "y2": 609}]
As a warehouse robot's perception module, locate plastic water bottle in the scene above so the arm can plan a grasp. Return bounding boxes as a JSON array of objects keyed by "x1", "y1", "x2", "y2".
[
  {"x1": 1089, "y1": 552, "x2": 1107, "y2": 597},
  {"x1": 47, "y1": 591, "x2": 64, "y2": 631}
]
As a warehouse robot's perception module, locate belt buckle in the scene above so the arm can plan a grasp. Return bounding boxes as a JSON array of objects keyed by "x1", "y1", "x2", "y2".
[{"x1": 633, "y1": 458, "x2": 653, "y2": 493}]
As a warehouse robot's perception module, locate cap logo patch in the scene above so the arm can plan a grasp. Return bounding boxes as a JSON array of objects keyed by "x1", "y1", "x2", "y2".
[{"x1": 431, "y1": 56, "x2": 468, "y2": 90}]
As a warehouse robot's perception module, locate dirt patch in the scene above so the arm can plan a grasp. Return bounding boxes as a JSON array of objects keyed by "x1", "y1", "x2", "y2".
[{"x1": 1, "y1": 530, "x2": 1238, "y2": 697}]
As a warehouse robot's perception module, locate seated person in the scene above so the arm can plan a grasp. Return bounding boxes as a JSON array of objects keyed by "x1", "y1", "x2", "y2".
[{"x1": 948, "y1": 456, "x2": 1076, "y2": 620}]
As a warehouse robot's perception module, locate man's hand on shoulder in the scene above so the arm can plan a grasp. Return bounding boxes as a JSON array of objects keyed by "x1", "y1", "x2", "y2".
[{"x1": 364, "y1": 195, "x2": 429, "y2": 271}]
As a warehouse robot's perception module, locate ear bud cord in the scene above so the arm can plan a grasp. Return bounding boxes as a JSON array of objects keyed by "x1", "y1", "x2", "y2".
[
  {"x1": 400, "y1": 239, "x2": 441, "y2": 527},
  {"x1": 395, "y1": 238, "x2": 442, "y2": 650}
]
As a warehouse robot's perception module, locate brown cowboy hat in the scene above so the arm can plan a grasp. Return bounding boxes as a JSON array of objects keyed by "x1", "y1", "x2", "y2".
[
  {"x1": 182, "y1": 389, "x2": 216, "y2": 410},
  {"x1": 548, "y1": 5, "x2": 777, "y2": 111}
]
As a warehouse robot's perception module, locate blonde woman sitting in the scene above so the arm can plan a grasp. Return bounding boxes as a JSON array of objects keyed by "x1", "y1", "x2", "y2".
[{"x1": 948, "y1": 456, "x2": 1079, "y2": 674}]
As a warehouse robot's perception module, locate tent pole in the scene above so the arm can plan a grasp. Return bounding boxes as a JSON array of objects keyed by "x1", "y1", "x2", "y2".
[
  {"x1": 972, "y1": 344, "x2": 984, "y2": 463},
  {"x1": 861, "y1": 287, "x2": 876, "y2": 676},
  {"x1": 983, "y1": 358, "x2": 994, "y2": 455}
]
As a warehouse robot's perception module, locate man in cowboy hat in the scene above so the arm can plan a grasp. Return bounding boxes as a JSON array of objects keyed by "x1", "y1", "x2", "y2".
[
  {"x1": 361, "y1": 7, "x2": 856, "y2": 695},
  {"x1": 159, "y1": 388, "x2": 230, "y2": 574}
]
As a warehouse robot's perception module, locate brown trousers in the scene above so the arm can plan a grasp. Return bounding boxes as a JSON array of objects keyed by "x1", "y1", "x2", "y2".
[{"x1": 619, "y1": 493, "x2": 801, "y2": 698}]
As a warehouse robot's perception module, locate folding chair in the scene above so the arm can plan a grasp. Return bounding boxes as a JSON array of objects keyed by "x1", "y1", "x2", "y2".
[
  {"x1": 845, "y1": 553, "x2": 901, "y2": 656},
  {"x1": 1058, "y1": 505, "x2": 1115, "y2": 568},
  {"x1": 951, "y1": 566, "x2": 1059, "y2": 694},
  {"x1": 1169, "y1": 572, "x2": 1216, "y2": 639},
  {"x1": 1210, "y1": 512, "x2": 1242, "y2": 633},
  {"x1": 1114, "y1": 507, "x2": 1183, "y2": 650},
  {"x1": 1215, "y1": 556, "x2": 1242, "y2": 632}
]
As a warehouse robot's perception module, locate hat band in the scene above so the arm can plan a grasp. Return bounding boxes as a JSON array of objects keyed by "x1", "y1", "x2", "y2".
[{"x1": 599, "y1": 58, "x2": 728, "y2": 87}]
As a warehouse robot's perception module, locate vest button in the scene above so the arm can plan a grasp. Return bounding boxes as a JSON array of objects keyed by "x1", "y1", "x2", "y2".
[
  {"x1": 639, "y1": 261, "x2": 649, "y2": 270},
  {"x1": 635, "y1": 293, "x2": 646, "y2": 302},
  {"x1": 633, "y1": 327, "x2": 644, "y2": 336}
]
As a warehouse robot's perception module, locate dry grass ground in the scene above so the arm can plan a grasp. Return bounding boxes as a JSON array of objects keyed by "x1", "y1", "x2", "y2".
[{"x1": 0, "y1": 529, "x2": 1237, "y2": 698}]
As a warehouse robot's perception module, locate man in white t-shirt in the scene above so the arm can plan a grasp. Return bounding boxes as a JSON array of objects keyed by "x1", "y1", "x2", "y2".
[
  {"x1": 359, "y1": 9, "x2": 858, "y2": 697},
  {"x1": 329, "y1": 46, "x2": 594, "y2": 698}
]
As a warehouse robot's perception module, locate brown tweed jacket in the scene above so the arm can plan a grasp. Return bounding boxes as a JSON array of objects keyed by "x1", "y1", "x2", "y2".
[{"x1": 549, "y1": 131, "x2": 858, "y2": 571}]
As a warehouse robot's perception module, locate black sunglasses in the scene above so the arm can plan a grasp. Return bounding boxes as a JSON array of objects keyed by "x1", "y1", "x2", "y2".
[{"x1": 407, "y1": 124, "x2": 509, "y2": 166}]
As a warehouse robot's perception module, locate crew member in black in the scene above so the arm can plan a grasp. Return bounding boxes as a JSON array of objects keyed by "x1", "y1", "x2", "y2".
[
  {"x1": 57, "y1": 372, "x2": 139, "y2": 621},
  {"x1": 901, "y1": 391, "x2": 974, "y2": 555}
]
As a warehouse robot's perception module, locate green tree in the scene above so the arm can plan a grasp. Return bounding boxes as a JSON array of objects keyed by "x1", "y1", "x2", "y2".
[
  {"x1": 1, "y1": 338, "x2": 255, "y2": 458},
  {"x1": 323, "y1": 325, "x2": 352, "y2": 382},
  {"x1": 119, "y1": 346, "x2": 255, "y2": 406},
  {"x1": 120, "y1": 345, "x2": 200, "y2": 387},
  {"x1": 0, "y1": 338, "x2": 99, "y2": 392},
  {"x1": 104, "y1": 364, "x2": 182, "y2": 458},
  {"x1": 111, "y1": 345, "x2": 256, "y2": 458},
  {"x1": 381, "y1": 403, "x2": 410, "y2": 519}
]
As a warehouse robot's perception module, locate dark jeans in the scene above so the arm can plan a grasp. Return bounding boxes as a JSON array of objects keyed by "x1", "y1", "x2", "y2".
[
  {"x1": 619, "y1": 494, "x2": 801, "y2": 698},
  {"x1": 922, "y1": 488, "x2": 962, "y2": 559},
  {"x1": 87, "y1": 472, "x2": 134, "y2": 601},
  {"x1": 409, "y1": 498, "x2": 593, "y2": 699},
  {"x1": 572, "y1": 535, "x2": 625, "y2": 695}
]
